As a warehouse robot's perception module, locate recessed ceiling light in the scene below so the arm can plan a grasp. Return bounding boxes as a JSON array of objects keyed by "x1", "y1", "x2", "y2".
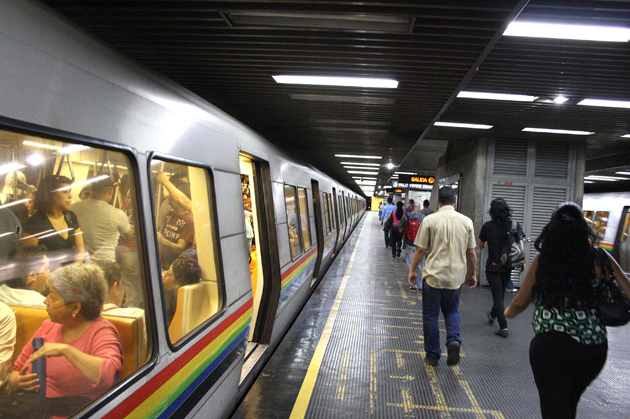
[
  {"x1": 577, "y1": 99, "x2": 630, "y2": 109},
  {"x1": 504, "y1": 21, "x2": 630, "y2": 43},
  {"x1": 434, "y1": 122, "x2": 493, "y2": 129},
  {"x1": 336, "y1": 154, "x2": 382, "y2": 159},
  {"x1": 458, "y1": 91, "x2": 538, "y2": 102},
  {"x1": 554, "y1": 96, "x2": 569, "y2": 104},
  {"x1": 348, "y1": 170, "x2": 383, "y2": 175},
  {"x1": 289, "y1": 94, "x2": 396, "y2": 105},
  {"x1": 274, "y1": 75, "x2": 398, "y2": 89},
  {"x1": 622, "y1": 134, "x2": 630, "y2": 138},
  {"x1": 386, "y1": 163, "x2": 395, "y2": 169},
  {"x1": 522, "y1": 127, "x2": 594, "y2": 135},
  {"x1": 341, "y1": 162, "x2": 381, "y2": 166}
]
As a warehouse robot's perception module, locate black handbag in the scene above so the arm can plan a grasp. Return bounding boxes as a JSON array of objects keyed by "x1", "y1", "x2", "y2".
[
  {"x1": 0, "y1": 392, "x2": 48, "y2": 419},
  {"x1": 596, "y1": 247, "x2": 630, "y2": 327}
]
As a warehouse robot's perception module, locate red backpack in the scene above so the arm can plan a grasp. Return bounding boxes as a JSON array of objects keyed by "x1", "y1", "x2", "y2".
[{"x1": 406, "y1": 217, "x2": 420, "y2": 242}]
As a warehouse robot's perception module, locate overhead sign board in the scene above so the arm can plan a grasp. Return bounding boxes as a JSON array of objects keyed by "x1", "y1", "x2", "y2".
[{"x1": 392, "y1": 175, "x2": 435, "y2": 190}]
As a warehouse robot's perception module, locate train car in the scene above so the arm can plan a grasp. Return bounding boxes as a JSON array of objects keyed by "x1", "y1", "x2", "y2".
[
  {"x1": 583, "y1": 192, "x2": 630, "y2": 273},
  {"x1": 0, "y1": 2, "x2": 365, "y2": 418}
]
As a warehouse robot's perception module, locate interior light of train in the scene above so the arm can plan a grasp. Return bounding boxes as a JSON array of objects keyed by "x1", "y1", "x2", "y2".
[
  {"x1": 458, "y1": 91, "x2": 538, "y2": 102},
  {"x1": 58, "y1": 144, "x2": 89, "y2": 154},
  {"x1": 335, "y1": 154, "x2": 382, "y2": 159},
  {"x1": 0, "y1": 198, "x2": 30, "y2": 210},
  {"x1": 23, "y1": 140, "x2": 62, "y2": 150},
  {"x1": 55, "y1": 174, "x2": 109, "y2": 191},
  {"x1": 340, "y1": 162, "x2": 381, "y2": 166},
  {"x1": 554, "y1": 96, "x2": 569, "y2": 104},
  {"x1": 434, "y1": 122, "x2": 493, "y2": 129},
  {"x1": 0, "y1": 162, "x2": 26, "y2": 175},
  {"x1": 522, "y1": 128, "x2": 594, "y2": 135},
  {"x1": 577, "y1": 99, "x2": 630, "y2": 109},
  {"x1": 26, "y1": 154, "x2": 44, "y2": 166},
  {"x1": 504, "y1": 21, "x2": 630, "y2": 43},
  {"x1": 273, "y1": 75, "x2": 398, "y2": 89},
  {"x1": 348, "y1": 170, "x2": 382, "y2": 175}
]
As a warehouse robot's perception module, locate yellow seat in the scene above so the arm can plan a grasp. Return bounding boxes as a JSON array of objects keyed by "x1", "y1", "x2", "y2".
[{"x1": 168, "y1": 281, "x2": 218, "y2": 343}]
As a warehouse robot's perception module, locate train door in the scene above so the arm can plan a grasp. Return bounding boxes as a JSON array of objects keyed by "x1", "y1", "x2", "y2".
[
  {"x1": 614, "y1": 206, "x2": 630, "y2": 272},
  {"x1": 311, "y1": 179, "x2": 324, "y2": 285},
  {"x1": 239, "y1": 154, "x2": 281, "y2": 379},
  {"x1": 332, "y1": 187, "x2": 340, "y2": 256}
]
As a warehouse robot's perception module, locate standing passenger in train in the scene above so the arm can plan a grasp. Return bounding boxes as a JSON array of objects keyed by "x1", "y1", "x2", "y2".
[
  {"x1": 0, "y1": 302, "x2": 16, "y2": 395},
  {"x1": 23, "y1": 175, "x2": 85, "y2": 265},
  {"x1": 158, "y1": 182, "x2": 195, "y2": 270},
  {"x1": 117, "y1": 190, "x2": 143, "y2": 309},
  {"x1": 0, "y1": 246, "x2": 49, "y2": 306},
  {"x1": 156, "y1": 171, "x2": 189, "y2": 233},
  {"x1": 388, "y1": 201, "x2": 405, "y2": 258},
  {"x1": 71, "y1": 178, "x2": 134, "y2": 262},
  {"x1": 407, "y1": 187, "x2": 477, "y2": 366},
  {"x1": 505, "y1": 202, "x2": 630, "y2": 419},
  {"x1": 399, "y1": 202, "x2": 425, "y2": 291},
  {"x1": 380, "y1": 197, "x2": 395, "y2": 247},
  {"x1": 479, "y1": 198, "x2": 525, "y2": 338},
  {"x1": 0, "y1": 208, "x2": 21, "y2": 265}
]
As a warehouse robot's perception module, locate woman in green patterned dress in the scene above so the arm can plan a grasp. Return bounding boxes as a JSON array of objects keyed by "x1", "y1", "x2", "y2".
[{"x1": 505, "y1": 202, "x2": 630, "y2": 419}]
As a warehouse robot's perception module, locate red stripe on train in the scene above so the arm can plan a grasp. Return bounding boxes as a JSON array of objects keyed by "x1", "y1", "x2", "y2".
[{"x1": 280, "y1": 245, "x2": 318, "y2": 279}]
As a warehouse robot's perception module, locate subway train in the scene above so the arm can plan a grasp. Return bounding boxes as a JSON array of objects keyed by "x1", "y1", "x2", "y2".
[
  {"x1": 0, "y1": 2, "x2": 365, "y2": 418},
  {"x1": 583, "y1": 192, "x2": 630, "y2": 273}
]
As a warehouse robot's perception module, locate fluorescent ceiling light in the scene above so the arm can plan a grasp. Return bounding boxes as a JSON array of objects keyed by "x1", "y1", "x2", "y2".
[
  {"x1": 23, "y1": 140, "x2": 62, "y2": 150},
  {"x1": 616, "y1": 172, "x2": 630, "y2": 175},
  {"x1": 348, "y1": 170, "x2": 383, "y2": 175},
  {"x1": 584, "y1": 181, "x2": 594, "y2": 184},
  {"x1": 504, "y1": 21, "x2": 630, "y2": 43},
  {"x1": 577, "y1": 99, "x2": 630, "y2": 109},
  {"x1": 335, "y1": 154, "x2": 382, "y2": 159},
  {"x1": 274, "y1": 75, "x2": 398, "y2": 89},
  {"x1": 313, "y1": 127, "x2": 388, "y2": 133},
  {"x1": 434, "y1": 122, "x2": 493, "y2": 129},
  {"x1": 352, "y1": 176, "x2": 377, "y2": 180},
  {"x1": 289, "y1": 94, "x2": 396, "y2": 105},
  {"x1": 310, "y1": 119, "x2": 390, "y2": 126},
  {"x1": 395, "y1": 171, "x2": 416, "y2": 175},
  {"x1": 522, "y1": 127, "x2": 594, "y2": 136},
  {"x1": 356, "y1": 181, "x2": 377, "y2": 186},
  {"x1": 554, "y1": 96, "x2": 569, "y2": 104},
  {"x1": 458, "y1": 91, "x2": 538, "y2": 102},
  {"x1": 344, "y1": 166, "x2": 379, "y2": 171},
  {"x1": 341, "y1": 162, "x2": 380, "y2": 166},
  {"x1": 27, "y1": 154, "x2": 45, "y2": 166},
  {"x1": 622, "y1": 134, "x2": 630, "y2": 138},
  {"x1": 0, "y1": 162, "x2": 26, "y2": 175},
  {"x1": 585, "y1": 175, "x2": 629, "y2": 181},
  {"x1": 58, "y1": 144, "x2": 89, "y2": 155}
]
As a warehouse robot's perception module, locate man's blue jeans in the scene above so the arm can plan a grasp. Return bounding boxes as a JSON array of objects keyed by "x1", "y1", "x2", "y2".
[{"x1": 422, "y1": 281, "x2": 462, "y2": 362}]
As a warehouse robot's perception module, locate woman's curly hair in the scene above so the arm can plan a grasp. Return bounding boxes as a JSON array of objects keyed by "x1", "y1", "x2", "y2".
[{"x1": 531, "y1": 202, "x2": 598, "y2": 308}]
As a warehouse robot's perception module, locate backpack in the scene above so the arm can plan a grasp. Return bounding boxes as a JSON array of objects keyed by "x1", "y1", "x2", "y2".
[
  {"x1": 406, "y1": 217, "x2": 421, "y2": 243},
  {"x1": 499, "y1": 220, "x2": 525, "y2": 269}
]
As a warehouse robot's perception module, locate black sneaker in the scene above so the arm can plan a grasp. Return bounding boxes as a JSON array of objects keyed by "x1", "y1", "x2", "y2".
[
  {"x1": 487, "y1": 309, "x2": 495, "y2": 326},
  {"x1": 409, "y1": 286, "x2": 417, "y2": 293},
  {"x1": 424, "y1": 357, "x2": 438, "y2": 366},
  {"x1": 495, "y1": 328, "x2": 508, "y2": 338},
  {"x1": 446, "y1": 342, "x2": 460, "y2": 366}
]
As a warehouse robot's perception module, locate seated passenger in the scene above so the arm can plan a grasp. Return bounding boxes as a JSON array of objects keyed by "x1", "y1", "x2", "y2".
[
  {"x1": 0, "y1": 245, "x2": 50, "y2": 307},
  {"x1": 0, "y1": 302, "x2": 16, "y2": 395},
  {"x1": 9, "y1": 264, "x2": 122, "y2": 402},
  {"x1": 71, "y1": 178, "x2": 133, "y2": 262},
  {"x1": 157, "y1": 182, "x2": 194, "y2": 270},
  {"x1": 23, "y1": 175, "x2": 85, "y2": 265},
  {"x1": 162, "y1": 255, "x2": 201, "y2": 326}
]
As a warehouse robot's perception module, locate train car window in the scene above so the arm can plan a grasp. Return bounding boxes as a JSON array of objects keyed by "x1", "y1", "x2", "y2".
[
  {"x1": 593, "y1": 211, "x2": 609, "y2": 240},
  {"x1": 151, "y1": 158, "x2": 222, "y2": 344},
  {"x1": 325, "y1": 193, "x2": 333, "y2": 233},
  {"x1": 284, "y1": 185, "x2": 303, "y2": 259},
  {"x1": 583, "y1": 210, "x2": 594, "y2": 227},
  {"x1": 327, "y1": 193, "x2": 335, "y2": 230},
  {"x1": 297, "y1": 187, "x2": 311, "y2": 249},
  {"x1": 322, "y1": 193, "x2": 329, "y2": 234},
  {"x1": 621, "y1": 212, "x2": 630, "y2": 242},
  {"x1": 0, "y1": 128, "x2": 151, "y2": 412}
]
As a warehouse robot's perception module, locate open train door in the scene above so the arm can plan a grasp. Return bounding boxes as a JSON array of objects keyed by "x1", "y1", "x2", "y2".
[
  {"x1": 331, "y1": 187, "x2": 340, "y2": 256},
  {"x1": 239, "y1": 153, "x2": 281, "y2": 381},
  {"x1": 310, "y1": 179, "x2": 324, "y2": 285}
]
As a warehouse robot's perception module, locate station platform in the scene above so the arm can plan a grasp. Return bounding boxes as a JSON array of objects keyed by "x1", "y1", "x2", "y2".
[{"x1": 232, "y1": 212, "x2": 630, "y2": 419}]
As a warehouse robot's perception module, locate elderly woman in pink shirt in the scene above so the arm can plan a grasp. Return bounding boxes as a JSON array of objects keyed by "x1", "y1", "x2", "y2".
[{"x1": 9, "y1": 264, "x2": 122, "y2": 402}]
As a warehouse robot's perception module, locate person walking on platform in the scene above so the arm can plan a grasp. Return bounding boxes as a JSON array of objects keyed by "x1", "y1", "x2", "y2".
[
  {"x1": 506, "y1": 202, "x2": 630, "y2": 419},
  {"x1": 399, "y1": 201, "x2": 425, "y2": 291},
  {"x1": 404, "y1": 199, "x2": 414, "y2": 214},
  {"x1": 380, "y1": 197, "x2": 396, "y2": 248},
  {"x1": 421, "y1": 199, "x2": 434, "y2": 216},
  {"x1": 387, "y1": 201, "x2": 405, "y2": 257},
  {"x1": 407, "y1": 187, "x2": 477, "y2": 366},
  {"x1": 378, "y1": 201, "x2": 383, "y2": 221},
  {"x1": 479, "y1": 198, "x2": 525, "y2": 338}
]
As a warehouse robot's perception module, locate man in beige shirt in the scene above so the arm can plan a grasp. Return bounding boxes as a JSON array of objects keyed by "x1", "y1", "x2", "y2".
[{"x1": 408, "y1": 187, "x2": 477, "y2": 367}]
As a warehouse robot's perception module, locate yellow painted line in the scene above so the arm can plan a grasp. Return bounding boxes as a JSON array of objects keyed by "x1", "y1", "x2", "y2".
[
  {"x1": 289, "y1": 221, "x2": 367, "y2": 419},
  {"x1": 390, "y1": 375, "x2": 415, "y2": 380},
  {"x1": 369, "y1": 350, "x2": 377, "y2": 415},
  {"x1": 424, "y1": 363, "x2": 451, "y2": 419},
  {"x1": 335, "y1": 349, "x2": 351, "y2": 401},
  {"x1": 452, "y1": 365, "x2": 487, "y2": 419},
  {"x1": 401, "y1": 387, "x2": 415, "y2": 415},
  {"x1": 395, "y1": 352, "x2": 405, "y2": 369},
  {"x1": 386, "y1": 402, "x2": 504, "y2": 416}
]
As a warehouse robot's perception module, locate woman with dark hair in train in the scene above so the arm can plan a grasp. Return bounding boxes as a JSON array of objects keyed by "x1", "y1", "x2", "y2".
[
  {"x1": 23, "y1": 176, "x2": 85, "y2": 265},
  {"x1": 505, "y1": 202, "x2": 630, "y2": 418},
  {"x1": 388, "y1": 201, "x2": 405, "y2": 258}
]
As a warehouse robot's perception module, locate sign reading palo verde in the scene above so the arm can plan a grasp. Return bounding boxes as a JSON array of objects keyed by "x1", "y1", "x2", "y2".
[{"x1": 392, "y1": 175, "x2": 435, "y2": 190}]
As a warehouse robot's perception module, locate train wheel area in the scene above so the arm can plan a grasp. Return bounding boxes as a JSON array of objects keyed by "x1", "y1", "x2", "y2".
[{"x1": 232, "y1": 212, "x2": 630, "y2": 419}]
